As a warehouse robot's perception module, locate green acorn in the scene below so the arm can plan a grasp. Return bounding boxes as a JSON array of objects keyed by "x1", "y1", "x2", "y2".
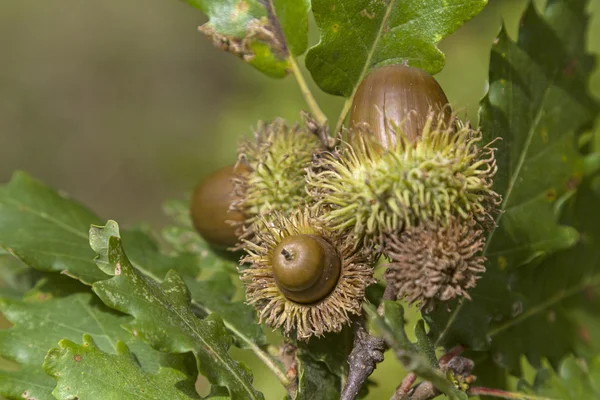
[
  {"x1": 232, "y1": 118, "x2": 323, "y2": 243},
  {"x1": 240, "y1": 208, "x2": 375, "y2": 340},
  {"x1": 307, "y1": 109, "x2": 500, "y2": 249},
  {"x1": 306, "y1": 65, "x2": 500, "y2": 250}
]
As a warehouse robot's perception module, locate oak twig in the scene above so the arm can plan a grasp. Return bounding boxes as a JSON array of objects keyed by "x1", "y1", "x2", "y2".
[
  {"x1": 341, "y1": 284, "x2": 398, "y2": 400},
  {"x1": 301, "y1": 110, "x2": 335, "y2": 150}
]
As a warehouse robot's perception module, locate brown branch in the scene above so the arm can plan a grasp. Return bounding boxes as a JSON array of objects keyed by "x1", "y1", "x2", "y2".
[
  {"x1": 341, "y1": 284, "x2": 398, "y2": 400},
  {"x1": 407, "y1": 382, "x2": 440, "y2": 400},
  {"x1": 301, "y1": 110, "x2": 335, "y2": 150},
  {"x1": 390, "y1": 373, "x2": 417, "y2": 400}
]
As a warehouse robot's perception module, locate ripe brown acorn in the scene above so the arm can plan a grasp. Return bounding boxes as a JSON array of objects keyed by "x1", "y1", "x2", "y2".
[
  {"x1": 349, "y1": 64, "x2": 452, "y2": 147},
  {"x1": 241, "y1": 208, "x2": 375, "y2": 340},
  {"x1": 190, "y1": 164, "x2": 247, "y2": 248},
  {"x1": 272, "y1": 234, "x2": 341, "y2": 304}
]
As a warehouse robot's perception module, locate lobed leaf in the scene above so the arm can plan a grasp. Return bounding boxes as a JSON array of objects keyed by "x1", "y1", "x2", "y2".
[
  {"x1": 0, "y1": 279, "x2": 195, "y2": 400},
  {"x1": 184, "y1": 0, "x2": 310, "y2": 77},
  {"x1": 428, "y1": 0, "x2": 600, "y2": 357},
  {"x1": 90, "y1": 221, "x2": 264, "y2": 400},
  {"x1": 306, "y1": 0, "x2": 487, "y2": 97},
  {"x1": 0, "y1": 172, "x2": 106, "y2": 284},
  {"x1": 43, "y1": 334, "x2": 199, "y2": 400},
  {"x1": 0, "y1": 174, "x2": 261, "y2": 351},
  {"x1": 0, "y1": 367, "x2": 55, "y2": 400}
]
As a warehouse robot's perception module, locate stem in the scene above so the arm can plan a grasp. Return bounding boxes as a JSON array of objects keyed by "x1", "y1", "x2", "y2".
[
  {"x1": 341, "y1": 284, "x2": 398, "y2": 400},
  {"x1": 340, "y1": 316, "x2": 386, "y2": 400},
  {"x1": 335, "y1": 97, "x2": 353, "y2": 134},
  {"x1": 468, "y1": 387, "x2": 557, "y2": 400},
  {"x1": 288, "y1": 56, "x2": 328, "y2": 126}
]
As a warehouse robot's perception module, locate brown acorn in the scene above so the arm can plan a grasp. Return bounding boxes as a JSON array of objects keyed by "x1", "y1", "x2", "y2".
[
  {"x1": 241, "y1": 208, "x2": 375, "y2": 340},
  {"x1": 271, "y1": 234, "x2": 341, "y2": 304},
  {"x1": 190, "y1": 164, "x2": 248, "y2": 248},
  {"x1": 349, "y1": 64, "x2": 452, "y2": 147}
]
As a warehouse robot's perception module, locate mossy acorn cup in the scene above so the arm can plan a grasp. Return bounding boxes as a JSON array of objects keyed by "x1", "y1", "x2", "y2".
[
  {"x1": 308, "y1": 64, "x2": 500, "y2": 253},
  {"x1": 190, "y1": 164, "x2": 248, "y2": 249},
  {"x1": 349, "y1": 64, "x2": 452, "y2": 147}
]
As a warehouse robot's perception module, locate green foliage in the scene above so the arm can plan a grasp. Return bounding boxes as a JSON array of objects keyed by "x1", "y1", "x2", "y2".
[
  {"x1": 518, "y1": 356, "x2": 600, "y2": 399},
  {"x1": 0, "y1": 367, "x2": 54, "y2": 400},
  {"x1": 43, "y1": 334, "x2": 200, "y2": 400},
  {"x1": 183, "y1": 0, "x2": 310, "y2": 77},
  {"x1": 306, "y1": 0, "x2": 487, "y2": 97},
  {"x1": 0, "y1": 276, "x2": 195, "y2": 400},
  {"x1": 1, "y1": 0, "x2": 600, "y2": 399},
  {"x1": 366, "y1": 301, "x2": 467, "y2": 400},
  {"x1": 90, "y1": 221, "x2": 264, "y2": 400},
  {"x1": 296, "y1": 351, "x2": 341, "y2": 400},
  {"x1": 427, "y1": 0, "x2": 600, "y2": 365},
  {"x1": 0, "y1": 172, "x2": 106, "y2": 284}
]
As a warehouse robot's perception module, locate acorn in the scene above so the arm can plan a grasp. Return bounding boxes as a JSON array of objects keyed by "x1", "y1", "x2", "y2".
[
  {"x1": 190, "y1": 164, "x2": 247, "y2": 248},
  {"x1": 307, "y1": 66, "x2": 501, "y2": 249},
  {"x1": 272, "y1": 234, "x2": 341, "y2": 304},
  {"x1": 241, "y1": 208, "x2": 375, "y2": 340},
  {"x1": 349, "y1": 64, "x2": 452, "y2": 148}
]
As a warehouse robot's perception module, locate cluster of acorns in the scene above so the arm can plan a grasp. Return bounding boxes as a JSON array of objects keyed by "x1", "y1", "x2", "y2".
[{"x1": 190, "y1": 65, "x2": 501, "y2": 341}]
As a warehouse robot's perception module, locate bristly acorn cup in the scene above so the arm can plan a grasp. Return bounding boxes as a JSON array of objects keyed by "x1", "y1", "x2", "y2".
[
  {"x1": 307, "y1": 65, "x2": 501, "y2": 312},
  {"x1": 231, "y1": 118, "x2": 323, "y2": 246},
  {"x1": 240, "y1": 207, "x2": 375, "y2": 340},
  {"x1": 307, "y1": 112, "x2": 501, "y2": 248}
]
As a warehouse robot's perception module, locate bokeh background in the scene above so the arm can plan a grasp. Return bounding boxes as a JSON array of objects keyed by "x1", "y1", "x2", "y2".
[{"x1": 1, "y1": 0, "x2": 599, "y2": 398}]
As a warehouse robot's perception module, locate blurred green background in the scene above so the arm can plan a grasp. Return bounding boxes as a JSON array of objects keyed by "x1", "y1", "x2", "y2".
[{"x1": 1, "y1": 0, "x2": 599, "y2": 398}]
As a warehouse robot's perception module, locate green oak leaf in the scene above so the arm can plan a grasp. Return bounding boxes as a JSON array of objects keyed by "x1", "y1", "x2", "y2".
[
  {"x1": 0, "y1": 367, "x2": 55, "y2": 400},
  {"x1": 0, "y1": 279, "x2": 195, "y2": 400},
  {"x1": 162, "y1": 199, "x2": 239, "y2": 274},
  {"x1": 0, "y1": 172, "x2": 106, "y2": 284},
  {"x1": 464, "y1": 180, "x2": 600, "y2": 388},
  {"x1": 90, "y1": 221, "x2": 264, "y2": 400},
  {"x1": 428, "y1": 0, "x2": 599, "y2": 353},
  {"x1": 295, "y1": 351, "x2": 341, "y2": 400},
  {"x1": 306, "y1": 0, "x2": 487, "y2": 97},
  {"x1": 0, "y1": 172, "x2": 263, "y2": 354},
  {"x1": 518, "y1": 356, "x2": 600, "y2": 399},
  {"x1": 299, "y1": 326, "x2": 354, "y2": 378},
  {"x1": 185, "y1": 272, "x2": 265, "y2": 348},
  {"x1": 97, "y1": 218, "x2": 265, "y2": 350},
  {"x1": 184, "y1": 0, "x2": 310, "y2": 77},
  {"x1": 43, "y1": 334, "x2": 200, "y2": 400},
  {"x1": 0, "y1": 255, "x2": 37, "y2": 299}
]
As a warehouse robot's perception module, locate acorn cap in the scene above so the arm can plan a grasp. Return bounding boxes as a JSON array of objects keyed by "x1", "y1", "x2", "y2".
[
  {"x1": 190, "y1": 164, "x2": 247, "y2": 248},
  {"x1": 232, "y1": 119, "x2": 323, "y2": 245},
  {"x1": 349, "y1": 64, "x2": 452, "y2": 147},
  {"x1": 384, "y1": 217, "x2": 486, "y2": 313},
  {"x1": 307, "y1": 113, "x2": 501, "y2": 249}
]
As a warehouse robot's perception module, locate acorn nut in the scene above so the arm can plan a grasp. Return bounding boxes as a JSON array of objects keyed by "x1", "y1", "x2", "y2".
[
  {"x1": 190, "y1": 164, "x2": 247, "y2": 248},
  {"x1": 272, "y1": 234, "x2": 341, "y2": 304},
  {"x1": 349, "y1": 64, "x2": 452, "y2": 148}
]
